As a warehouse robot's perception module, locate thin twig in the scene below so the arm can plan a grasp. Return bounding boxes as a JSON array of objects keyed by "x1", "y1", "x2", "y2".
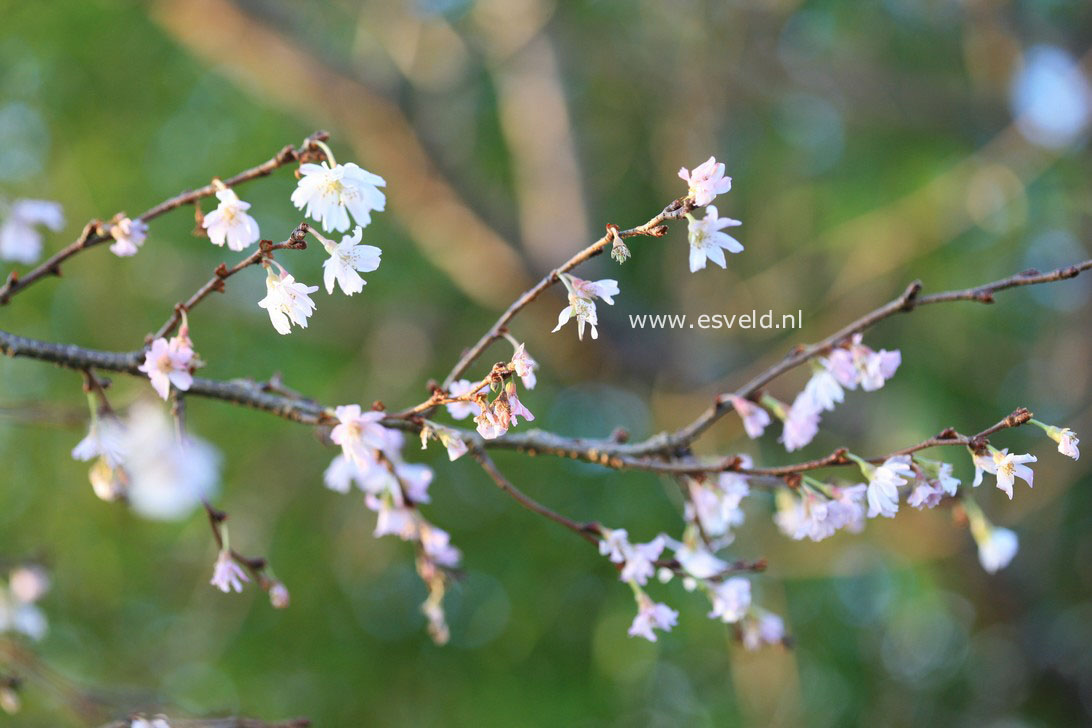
[
  {"x1": 441, "y1": 199, "x2": 693, "y2": 388},
  {"x1": 149, "y1": 224, "x2": 309, "y2": 341},
  {"x1": 0, "y1": 132, "x2": 328, "y2": 305}
]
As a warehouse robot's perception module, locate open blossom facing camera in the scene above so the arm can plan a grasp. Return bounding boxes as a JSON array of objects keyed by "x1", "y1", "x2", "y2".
[
  {"x1": 553, "y1": 274, "x2": 619, "y2": 341},
  {"x1": 0, "y1": 198, "x2": 64, "y2": 263},
  {"x1": 258, "y1": 264, "x2": 319, "y2": 334},
  {"x1": 291, "y1": 161, "x2": 386, "y2": 233},
  {"x1": 992, "y1": 449, "x2": 1036, "y2": 499},
  {"x1": 863, "y1": 455, "x2": 915, "y2": 518},
  {"x1": 108, "y1": 216, "x2": 147, "y2": 257},
  {"x1": 210, "y1": 550, "x2": 249, "y2": 593},
  {"x1": 678, "y1": 156, "x2": 732, "y2": 206},
  {"x1": 331, "y1": 405, "x2": 388, "y2": 466},
  {"x1": 317, "y1": 226, "x2": 382, "y2": 296},
  {"x1": 203, "y1": 188, "x2": 260, "y2": 251},
  {"x1": 686, "y1": 205, "x2": 743, "y2": 273},
  {"x1": 138, "y1": 328, "x2": 196, "y2": 400}
]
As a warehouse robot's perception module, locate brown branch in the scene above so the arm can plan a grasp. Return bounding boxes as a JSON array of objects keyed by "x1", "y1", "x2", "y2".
[
  {"x1": 441, "y1": 199, "x2": 693, "y2": 388},
  {"x1": 148, "y1": 224, "x2": 310, "y2": 342},
  {"x1": 624, "y1": 258, "x2": 1092, "y2": 455},
  {"x1": 0, "y1": 132, "x2": 328, "y2": 306},
  {"x1": 471, "y1": 449, "x2": 598, "y2": 544}
]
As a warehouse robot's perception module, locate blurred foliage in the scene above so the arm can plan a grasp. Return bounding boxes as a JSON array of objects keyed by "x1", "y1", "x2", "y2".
[{"x1": 1, "y1": 0, "x2": 1091, "y2": 725}]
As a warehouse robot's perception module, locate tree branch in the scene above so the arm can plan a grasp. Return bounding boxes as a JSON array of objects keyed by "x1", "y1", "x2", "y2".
[{"x1": 0, "y1": 132, "x2": 328, "y2": 306}]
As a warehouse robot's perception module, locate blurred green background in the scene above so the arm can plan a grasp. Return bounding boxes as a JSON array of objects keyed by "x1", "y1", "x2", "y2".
[{"x1": 1, "y1": 0, "x2": 1091, "y2": 725}]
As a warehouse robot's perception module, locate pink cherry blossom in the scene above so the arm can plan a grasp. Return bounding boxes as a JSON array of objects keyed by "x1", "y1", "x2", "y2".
[
  {"x1": 210, "y1": 551, "x2": 249, "y2": 593},
  {"x1": 137, "y1": 333, "x2": 195, "y2": 400},
  {"x1": 628, "y1": 593, "x2": 678, "y2": 642},
  {"x1": 677, "y1": 156, "x2": 733, "y2": 206},
  {"x1": 331, "y1": 405, "x2": 388, "y2": 466}
]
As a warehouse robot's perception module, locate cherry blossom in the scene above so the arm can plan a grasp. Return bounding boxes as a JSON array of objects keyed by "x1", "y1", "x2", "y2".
[
  {"x1": 628, "y1": 592, "x2": 679, "y2": 642},
  {"x1": 707, "y1": 577, "x2": 751, "y2": 623},
  {"x1": 137, "y1": 329, "x2": 195, "y2": 400},
  {"x1": 861, "y1": 455, "x2": 915, "y2": 519},
  {"x1": 677, "y1": 156, "x2": 733, "y2": 206},
  {"x1": 203, "y1": 188, "x2": 260, "y2": 251},
  {"x1": 619, "y1": 536, "x2": 665, "y2": 586},
  {"x1": 258, "y1": 264, "x2": 319, "y2": 334},
  {"x1": 71, "y1": 414, "x2": 126, "y2": 468},
  {"x1": 731, "y1": 396, "x2": 771, "y2": 439},
  {"x1": 598, "y1": 528, "x2": 631, "y2": 563},
  {"x1": 826, "y1": 334, "x2": 901, "y2": 391},
  {"x1": 330, "y1": 404, "x2": 388, "y2": 466},
  {"x1": 907, "y1": 481, "x2": 944, "y2": 509},
  {"x1": 108, "y1": 216, "x2": 148, "y2": 257},
  {"x1": 553, "y1": 274, "x2": 619, "y2": 341},
  {"x1": 0, "y1": 198, "x2": 64, "y2": 263},
  {"x1": 741, "y1": 611, "x2": 786, "y2": 651},
  {"x1": 1036, "y1": 421, "x2": 1080, "y2": 460},
  {"x1": 315, "y1": 226, "x2": 382, "y2": 296},
  {"x1": 0, "y1": 566, "x2": 50, "y2": 641},
  {"x1": 291, "y1": 161, "x2": 386, "y2": 233},
  {"x1": 210, "y1": 550, "x2": 249, "y2": 593},
  {"x1": 780, "y1": 394, "x2": 821, "y2": 452},
  {"x1": 686, "y1": 466, "x2": 750, "y2": 540},
  {"x1": 990, "y1": 449, "x2": 1037, "y2": 499},
  {"x1": 685, "y1": 205, "x2": 743, "y2": 273},
  {"x1": 972, "y1": 521, "x2": 1019, "y2": 574},
  {"x1": 803, "y1": 365, "x2": 845, "y2": 412},
  {"x1": 121, "y1": 402, "x2": 220, "y2": 521},
  {"x1": 445, "y1": 379, "x2": 483, "y2": 420},
  {"x1": 504, "y1": 381, "x2": 535, "y2": 426},
  {"x1": 510, "y1": 342, "x2": 538, "y2": 389}
]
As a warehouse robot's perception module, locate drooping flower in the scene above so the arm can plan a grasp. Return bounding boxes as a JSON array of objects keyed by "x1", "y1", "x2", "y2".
[
  {"x1": 707, "y1": 577, "x2": 751, "y2": 623},
  {"x1": 71, "y1": 414, "x2": 126, "y2": 468},
  {"x1": 1041, "y1": 424, "x2": 1080, "y2": 460},
  {"x1": 269, "y1": 582, "x2": 291, "y2": 609},
  {"x1": 445, "y1": 380, "x2": 483, "y2": 420},
  {"x1": 552, "y1": 274, "x2": 619, "y2": 341},
  {"x1": 741, "y1": 610, "x2": 786, "y2": 651},
  {"x1": 775, "y1": 483, "x2": 866, "y2": 542},
  {"x1": 474, "y1": 405, "x2": 507, "y2": 440},
  {"x1": 317, "y1": 226, "x2": 382, "y2": 296},
  {"x1": 330, "y1": 405, "x2": 388, "y2": 466},
  {"x1": 780, "y1": 394, "x2": 821, "y2": 452},
  {"x1": 974, "y1": 524, "x2": 1019, "y2": 574},
  {"x1": 672, "y1": 541, "x2": 730, "y2": 579},
  {"x1": 210, "y1": 550, "x2": 249, "y2": 593},
  {"x1": 510, "y1": 342, "x2": 538, "y2": 390},
  {"x1": 203, "y1": 188, "x2": 260, "y2": 251},
  {"x1": 627, "y1": 592, "x2": 679, "y2": 642},
  {"x1": 677, "y1": 156, "x2": 733, "y2": 206},
  {"x1": 504, "y1": 381, "x2": 535, "y2": 426},
  {"x1": 419, "y1": 524, "x2": 462, "y2": 568},
  {"x1": 108, "y1": 217, "x2": 148, "y2": 257},
  {"x1": 0, "y1": 199, "x2": 64, "y2": 263},
  {"x1": 138, "y1": 332, "x2": 195, "y2": 400},
  {"x1": 291, "y1": 161, "x2": 386, "y2": 233},
  {"x1": 120, "y1": 401, "x2": 220, "y2": 521},
  {"x1": 686, "y1": 205, "x2": 743, "y2": 273},
  {"x1": 730, "y1": 396, "x2": 771, "y2": 439},
  {"x1": 258, "y1": 264, "x2": 319, "y2": 335},
  {"x1": 990, "y1": 449, "x2": 1037, "y2": 499},
  {"x1": 907, "y1": 481, "x2": 945, "y2": 509},
  {"x1": 803, "y1": 366, "x2": 844, "y2": 412},
  {"x1": 686, "y1": 466, "x2": 750, "y2": 540},
  {"x1": 0, "y1": 566, "x2": 50, "y2": 641},
  {"x1": 863, "y1": 455, "x2": 915, "y2": 519}
]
